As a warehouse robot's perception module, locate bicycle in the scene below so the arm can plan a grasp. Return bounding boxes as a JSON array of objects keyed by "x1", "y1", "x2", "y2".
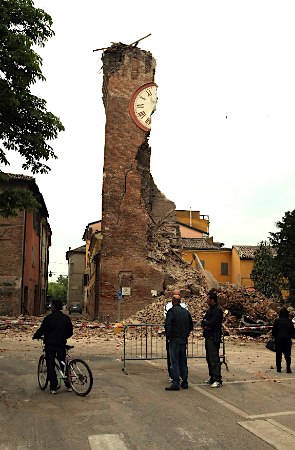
[{"x1": 37, "y1": 342, "x2": 93, "y2": 396}]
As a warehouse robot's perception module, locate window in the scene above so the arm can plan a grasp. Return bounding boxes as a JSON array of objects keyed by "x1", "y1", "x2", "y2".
[
  {"x1": 83, "y1": 274, "x2": 89, "y2": 286},
  {"x1": 221, "y1": 262, "x2": 228, "y2": 275}
]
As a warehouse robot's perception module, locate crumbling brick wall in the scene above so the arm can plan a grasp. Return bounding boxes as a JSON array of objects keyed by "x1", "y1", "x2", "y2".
[{"x1": 99, "y1": 44, "x2": 180, "y2": 321}]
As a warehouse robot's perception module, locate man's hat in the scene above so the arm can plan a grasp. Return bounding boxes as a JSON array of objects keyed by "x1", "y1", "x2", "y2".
[{"x1": 52, "y1": 299, "x2": 63, "y2": 311}]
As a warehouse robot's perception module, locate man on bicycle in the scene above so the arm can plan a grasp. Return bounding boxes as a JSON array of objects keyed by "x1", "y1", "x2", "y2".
[{"x1": 33, "y1": 299, "x2": 73, "y2": 394}]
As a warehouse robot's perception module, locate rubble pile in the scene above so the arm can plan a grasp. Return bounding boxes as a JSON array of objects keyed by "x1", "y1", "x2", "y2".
[
  {"x1": 143, "y1": 225, "x2": 286, "y2": 332},
  {"x1": 1, "y1": 286, "x2": 293, "y2": 340},
  {"x1": 217, "y1": 284, "x2": 281, "y2": 329},
  {"x1": 124, "y1": 284, "x2": 292, "y2": 334},
  {"x1": 0, "y1": 315, "x2": 118, "y2": 343}
]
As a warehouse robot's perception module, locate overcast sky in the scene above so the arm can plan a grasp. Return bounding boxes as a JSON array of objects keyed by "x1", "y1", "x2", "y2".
[{"x1": 6, "y1": 1, "x2": 295, "y2": 280}]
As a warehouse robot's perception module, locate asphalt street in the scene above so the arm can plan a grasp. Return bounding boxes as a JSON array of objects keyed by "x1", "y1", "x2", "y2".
[{"x1": 1, "y1": 334, "x2": 295, "y2": 449}]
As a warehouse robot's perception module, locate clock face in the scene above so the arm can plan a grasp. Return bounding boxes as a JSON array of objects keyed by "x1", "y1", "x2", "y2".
[{"x1": 129, "y1": 82, "x2": 157, "y2": 131}]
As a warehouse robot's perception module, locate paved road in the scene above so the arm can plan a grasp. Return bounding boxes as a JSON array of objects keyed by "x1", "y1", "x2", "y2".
[{"x1": 0, "y1": 336, "x2": 295, "y2": 449}]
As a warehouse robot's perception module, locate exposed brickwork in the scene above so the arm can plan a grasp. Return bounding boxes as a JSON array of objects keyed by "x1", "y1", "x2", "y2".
[
  {"x1": 0, "y1": 174, "x2": 51, "y2": 316},
  {"x1": 99, "y1": 44, "x2": 179, "y2": 321},
  {"x1": 0, "y1": 215, "x2": 24, "y2": 315}
]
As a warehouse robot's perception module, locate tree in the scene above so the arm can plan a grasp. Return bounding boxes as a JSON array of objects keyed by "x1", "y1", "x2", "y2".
[
  {"x1": 0, "y1": 0, "x2": 64, "y2": 216},
  {"x1": 48, "y1": 275, "x2": 68, "y2": 304},
  {"x1": 0, "y1": 174, "x2": 41, "y2": 216},
  {"x1": 269, "y1": 210, "x2": 295, "y2": 305},
  {"x1": 250, "y1": 241, "x2": 284, "y2": 300}
]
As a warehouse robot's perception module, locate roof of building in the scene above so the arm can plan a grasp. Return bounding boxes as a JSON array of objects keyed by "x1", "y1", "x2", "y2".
[
  {"x1": 233, "y1": 245, "x2": 258, "y2": 259},
  {"x1": 4, "y1": 173, "x2": 34, "y2": 181},
  {"x1": 177, "y1": 221, "x2": 209, "y2": 235},
  {"x1": 82, "y1": 220, "x2": 101, "y2": 241},
  {"x1": 180, "y1": 238, "x2": 231, "y2": 251},
  {"x1": 1, "y1": 172, "x2": 49, "y2": 218},
  {"x1": 66, "y1": 245, "x2": 86, "y2": 260}
]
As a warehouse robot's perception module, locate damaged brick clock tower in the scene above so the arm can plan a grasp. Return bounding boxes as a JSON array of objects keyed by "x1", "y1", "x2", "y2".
[{"x1": 99, "y1": 42, "x2": 180, "y2": 321}]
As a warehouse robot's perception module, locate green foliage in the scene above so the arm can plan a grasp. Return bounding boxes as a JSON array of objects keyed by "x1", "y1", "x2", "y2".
[
  {"x1": 56, "y1": 275, "x2": 68, "y2": 289},
  {"x1": 250, "y1": 241, "x2": 284, "y2": 300},
  {"x1": 48, "y1": 275, "x2": 68, "y2": 304},
  {"x1": 0, "y1": 174, "x2": 41, "y2": 216},
  {"x1": 0, "y1": 0, "x2": 64, "y2": 216},
  {"x1": 269, "y1": 210, "x2": 295, "y2": 305}
]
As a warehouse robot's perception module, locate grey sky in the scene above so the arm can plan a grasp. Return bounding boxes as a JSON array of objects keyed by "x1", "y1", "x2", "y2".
[{"x1": 6, "y1": 0, "x2": 295, "y2": 279}]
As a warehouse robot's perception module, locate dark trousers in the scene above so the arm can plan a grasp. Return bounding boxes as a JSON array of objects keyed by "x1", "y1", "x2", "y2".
[
  {"x1": 169, "y1": 338, "x2": 188, "y2": 388},
  {"x1": 45, "y1": 345, "x2": 69, "y2": 390},
  {"x1": 166, "y1": 337, "x2": 172, "y2": 377},
  {"x1": 205, "y1": 338, "x2": 222, "y2": 383},
  {"x1": 275, "y1": 337, "x2": 292, "y2": 370}
]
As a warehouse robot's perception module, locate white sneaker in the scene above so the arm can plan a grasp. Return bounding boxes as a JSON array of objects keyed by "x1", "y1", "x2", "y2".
[
  {"x1": 204, "y1": 379, "x2": 212, "y2": 384},
  {"x1": 66, "y1": 388, "x2": 72, "y2": 392},
  {"x1": 49, "y1": 390, "x2": 57, "y2": 394},
  {"x1": 211, "y1": 381, "x2": 222, "y2": 388}
]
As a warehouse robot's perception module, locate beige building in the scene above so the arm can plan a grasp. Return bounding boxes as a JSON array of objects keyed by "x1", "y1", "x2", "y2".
[{"x1": 66, "y1": 245, "x2": 86, "y2": 308}]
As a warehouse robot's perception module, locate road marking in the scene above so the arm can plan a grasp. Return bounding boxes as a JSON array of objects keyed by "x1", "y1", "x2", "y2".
[
  {"x1": 195, "y1": 376, "x2": 295, "y2": 385},
  {"x1": 192, "y1": 386, "x2": 249, "y2": 418},
  {"x1": 192, "y1": 385, "x2": 295, "y2": 419},
  {"x1": 248, "y1": 411, "x2": 295, "y2": 419},
  {"x1": 88, "y1": 434, "x2": 128, "y2": 450},
  {"x1": 238, "y1": 419, "x2": 295, "y2": 449}
]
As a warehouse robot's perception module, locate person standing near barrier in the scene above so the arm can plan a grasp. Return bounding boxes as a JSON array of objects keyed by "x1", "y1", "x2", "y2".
[
  {"x1": 164, "y1": 289, "x2": 188, "y2": 381},
  {"x1": 201, "y1": 290, "x2": 223, "y2": 388},
  {"x1": 164, "y1": 294, "x2": 194, "y2": 391},
  {"x1": 272, "y1": 307, "x2": 294, "y2": 373}
]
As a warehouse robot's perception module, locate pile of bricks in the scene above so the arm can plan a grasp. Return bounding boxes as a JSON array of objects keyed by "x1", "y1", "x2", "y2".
[{"x1": 123, "y1": 284, "x2": 292, "y2": 334}]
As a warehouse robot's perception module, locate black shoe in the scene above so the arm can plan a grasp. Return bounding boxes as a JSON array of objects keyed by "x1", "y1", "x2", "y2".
[
  {"x1": 165, "y1": 385, "x2": 180, "y2": 391},
  {"x1": 50, "y1": 385, "x2": 60, "y2": 391},
  {"x1": 181, "y1": 382, "x2": 188, "y2": 389},
  {"x1": 287, "y1": 368, "x2": 292, "y2": 373},
  {"x1": 277, "y1": 368, "x2": 281, "y2": 373}
]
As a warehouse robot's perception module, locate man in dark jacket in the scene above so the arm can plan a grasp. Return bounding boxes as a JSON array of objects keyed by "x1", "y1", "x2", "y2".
[
  {"x1": 33, "y1": 299, "x2": 73, "y2": 394},
  {"x1": 164, "y1": 289, "x2": 189, "y2": 380},
  {"x1": 272, "y1": 307, "x2": 294, "y2": 373},
  {"x1": 201, "y1": 290, "x2": 223, "y2": 388},
  {"x1": 164, "y1": 295, "x2": 194, "y2": 391}
]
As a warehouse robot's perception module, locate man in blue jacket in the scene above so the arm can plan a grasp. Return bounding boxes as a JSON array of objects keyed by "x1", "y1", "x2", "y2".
[
  {"x1": 33, "y1": 299, "x2": 73, "y2": 394},
  {"x1": 164, "y1": 294, "x2": 194, "y2": 391}
]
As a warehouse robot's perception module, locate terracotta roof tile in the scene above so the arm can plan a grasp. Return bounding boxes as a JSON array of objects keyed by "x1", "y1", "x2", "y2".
[
  {"x1": 233, "y1": 245, "x2": 258, "y2": 259},
  {"x1": 180, "y1": 238, "x2": 230, "y2": 251}
]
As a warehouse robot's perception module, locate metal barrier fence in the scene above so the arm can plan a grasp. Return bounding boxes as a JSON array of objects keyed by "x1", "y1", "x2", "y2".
[{"x1": 122, "y1": 323, "x2": 227, "y2": 373}]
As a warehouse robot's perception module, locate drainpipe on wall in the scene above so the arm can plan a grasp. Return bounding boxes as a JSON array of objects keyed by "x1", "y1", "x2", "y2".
[
  {"x1": 20, "y1": 210, "x2": 26, "y2": 315},
  {"x1": 93, "y1": 253, "x2": 101, "y2": 321},
  {"x1": 38, "y1": 223, "x2": 42, "y2": 316}
]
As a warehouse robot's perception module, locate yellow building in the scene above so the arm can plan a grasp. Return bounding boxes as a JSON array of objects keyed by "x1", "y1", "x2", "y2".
[
  {"x1": 176, "y1": 210, "x2": 257, "y2": 288},
  {"x1": 180, "y1": 238, "x2": 257, "y2": 288},
  {"x1": 231, "y1": 246, "x2": 257, "y2": 287},
  {"x1": 176, "y1": 210, "x2": 209, "y2": 237},
  {"x1": 82, "y1": 220, "x2": 102, "y2": 318}
]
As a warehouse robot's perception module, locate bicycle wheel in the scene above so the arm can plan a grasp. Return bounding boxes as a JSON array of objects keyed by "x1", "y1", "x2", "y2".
[
  {"x1": 37, "y1": 355, "x2": 48, "y2": 390},
  {"x1": 67, "y1": 358, "x2": 93, "y2": 396}
]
